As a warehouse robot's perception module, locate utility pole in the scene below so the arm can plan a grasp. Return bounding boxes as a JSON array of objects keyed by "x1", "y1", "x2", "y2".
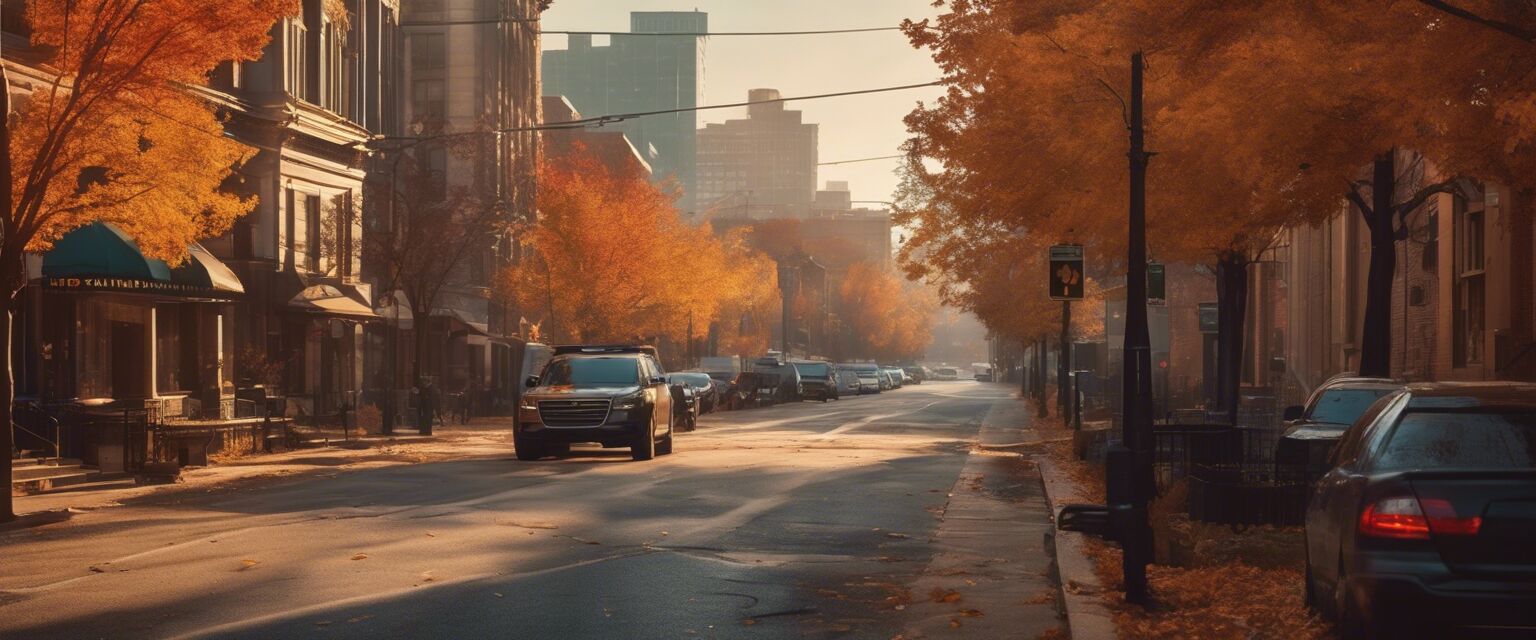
[
  {"x1": 1109, "y1": 51, "x2": 1155, "y2": 605},
  {"x1": 1058, "y1": 300, "x2": 1071, "y2": 418}
]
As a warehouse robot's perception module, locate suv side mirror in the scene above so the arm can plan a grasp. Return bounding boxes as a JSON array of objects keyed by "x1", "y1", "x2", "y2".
[
  {"x1": 649, "y1": 376, "x2": 666, "y2": 385},
  {"x1": 1282, "y1": 405, "x2": 1304, "y2": 421},
  {"x1": 525, "y1": 376, "x2": 540, "y2": 389}
]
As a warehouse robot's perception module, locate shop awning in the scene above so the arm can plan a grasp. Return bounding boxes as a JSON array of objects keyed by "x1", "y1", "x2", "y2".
[
  {"x1": 289, "y1": 284, "x2": 379, "y2": 320},
  {"x1": 39, "y1": 222, "x2": 244, "y2": 298},
  {"x1": 432, "y1": 307, "x2": 491, "y2": 337}
]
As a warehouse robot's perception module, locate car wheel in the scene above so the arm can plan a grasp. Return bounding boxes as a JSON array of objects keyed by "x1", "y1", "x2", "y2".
[
  {"x1": 657, "y1": 427, "x2": 674, "y2": 455},
  {"x1": 514, "y1": 433, "x2": 544, "y2": 461},
  {"x1": 631, "y1": 416, "x2": 656, "y2": 461}
]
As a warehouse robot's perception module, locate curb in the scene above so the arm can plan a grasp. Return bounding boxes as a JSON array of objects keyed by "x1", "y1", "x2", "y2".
[
  {"x1": 0, "y1": 508, "x2": 73, "y2": 534},
  {"x1": 1036, "y1": 456, "x2": 1118, "y2": 640}
]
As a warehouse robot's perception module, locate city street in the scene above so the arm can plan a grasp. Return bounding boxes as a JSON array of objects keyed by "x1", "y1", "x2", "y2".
[{"x1": 0, "y1": 381, "x2": 1059, "y2": 639}]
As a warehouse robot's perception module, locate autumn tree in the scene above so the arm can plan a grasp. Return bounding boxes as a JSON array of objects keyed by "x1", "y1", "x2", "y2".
[
  {"x1": 0, "y1": 0, "x2": 295, "y2": 522},
  {"x1": 501, "y1": 146, "x2": 778, "y2": 358},
  {"x1": 899, "y1": 0, "x2": 1536, "y2": 418},
  {"x1": 837, "y1": 261, "x2": 938, "y2": 363}
]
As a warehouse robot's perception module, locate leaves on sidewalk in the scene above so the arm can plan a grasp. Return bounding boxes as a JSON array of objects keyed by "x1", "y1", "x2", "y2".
[
  {"x1": 929, "y1": 587, "x2": 962, "y2": 603},
  {"x1": 350, "y1": 553, "x2": 368, "y2": 561}
]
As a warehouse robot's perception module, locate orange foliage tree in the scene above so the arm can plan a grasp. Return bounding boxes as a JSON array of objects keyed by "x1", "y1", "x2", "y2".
[
  {"x1": 898, "y1": 0, "x2": 1536, "y2": 414},
  {"x1": 0, "y1": 0, "x2": 296, "y2": 521},
  {"x1": 501, "y1": 147, "x2": 777, "y2": 357},
  {"x1": 837, "y1": 261, "x2": 938, "y2": 362}
]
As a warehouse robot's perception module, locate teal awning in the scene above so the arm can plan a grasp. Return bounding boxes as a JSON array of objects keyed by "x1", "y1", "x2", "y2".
[
  {"x1": 39, "y1": 222, "x2": 243, "y2": 298},
  {"x1": 42, "y1": 222, "x2": 173, "y2": 281}
]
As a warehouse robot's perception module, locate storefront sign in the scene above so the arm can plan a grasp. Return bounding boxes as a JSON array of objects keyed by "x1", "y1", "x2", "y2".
[{"x1": 43, "y1": 276, "x2": 221, "y2": 297}]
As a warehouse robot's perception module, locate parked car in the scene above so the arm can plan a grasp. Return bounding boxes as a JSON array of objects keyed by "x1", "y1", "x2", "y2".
[
  {"x1": 932, "y1": 367, "x2": 959, "y2": 381},
  {"x1": 848, "y1": 363, "x2": 883, "y2": 394},
  {"x1": 668, "y1": 372, "x2": 718, "y2": 414},
  {"x1": 902, "y1": 366, "x2": 926, "y2": 384},
  {"x1": 1303, "y1": 382, "x2": 1536, "y2": 638},
  {"x1": 751, "y1": 356, "x2": 802, "y2": 402},
  {"x1": 790, "y1": 360, "x2": 839, "y2": 402},
  {"x1": 518, "y1": 345, "x2": 674, "y2": 461},
  {"x1": 1277, "y1": 377, "x2": 1402, "y2": 484},
  {"x1": 833, "y1": 366, "x2": 863, "y2": 396},
  {"x1": 884, "y1": 367, "x2": 905, "y2": 389}
]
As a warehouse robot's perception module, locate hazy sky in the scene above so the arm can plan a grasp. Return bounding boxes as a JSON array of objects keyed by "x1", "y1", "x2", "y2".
[{"x1": 540, "y1": 0, "x2": 945, "y2": 205}]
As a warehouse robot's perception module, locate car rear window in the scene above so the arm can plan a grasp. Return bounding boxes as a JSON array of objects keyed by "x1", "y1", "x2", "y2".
[
  {"x1": 793, "y1": 363, "x2": 830, "y2": 378},
  {"x1": 1374, "y1": 411, "x2": 1536, "y2": 471},
  {"x1": 1308, "y1": 388, "x2": 1396, "y2": 425},
  {"x1": 542, "y1": 358, "x2": 638, "y2": 386}
]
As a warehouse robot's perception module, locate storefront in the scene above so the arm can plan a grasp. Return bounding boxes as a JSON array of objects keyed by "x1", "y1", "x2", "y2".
[{"x1": 13, "y1": 223, "x2": 245, "y2": 470}]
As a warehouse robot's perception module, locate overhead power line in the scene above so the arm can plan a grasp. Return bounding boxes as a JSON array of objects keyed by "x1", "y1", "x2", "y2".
[
  {"x1": 398, "y1": 18, "x2": 915, "y2": 36},
  {"x1": 373, "y1": 81, "x2": 945, "y2": 143},
  {"x1": 819, "y1": 154, "x2": 905, "y2": 166}
]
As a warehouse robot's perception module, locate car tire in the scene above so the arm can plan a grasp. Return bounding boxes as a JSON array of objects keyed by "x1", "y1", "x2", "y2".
[
  {"x1": 657, "y1": 427, "x2": 674, "y2": 455},
  {"x1": 632, "y1": 415, "x2": 656, "y2": 461},
  {"x1": 514, "y1": 433, "x2": 544, "y2": 461}
]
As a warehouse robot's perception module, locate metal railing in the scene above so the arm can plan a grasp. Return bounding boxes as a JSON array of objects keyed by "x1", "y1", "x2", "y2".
[{"x1": 11, "y1": 401, "x2": 61, "y2": 460}]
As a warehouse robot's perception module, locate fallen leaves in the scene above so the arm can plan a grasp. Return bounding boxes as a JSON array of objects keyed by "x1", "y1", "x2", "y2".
[
  {"x1": 929, "y1": 588, "x2": 962, "y2": 603},
  {"x1": 350, "y1": 553, "x2": 369, "y2": 561},
  {"x1": 238, "y1": 559, "x2": 259, "y2": 571},
  {"x1": 957, "y1": 608, "x2": 984, "y2": 618}
]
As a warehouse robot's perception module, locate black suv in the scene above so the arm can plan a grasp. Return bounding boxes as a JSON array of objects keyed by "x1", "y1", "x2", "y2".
[{"x1": 517, "y1": 345, "x2": 674, "y2": 461}]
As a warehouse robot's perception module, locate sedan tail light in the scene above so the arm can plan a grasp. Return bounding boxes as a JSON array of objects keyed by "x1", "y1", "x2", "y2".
[{"x1": 1359, "y1": 495, "x2": 1481, "y2": 540}]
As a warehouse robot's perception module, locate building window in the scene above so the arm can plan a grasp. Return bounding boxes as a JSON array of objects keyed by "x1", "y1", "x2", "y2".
[
  {"x1": 1452, "y1": 196, "x2": 1486, "y2": 368},
  {"x1": 306, "y1": 194, "x2": 322, "y2": 273},
  {"x1": 285, "y1": 188, "x2": 300, "y2": 270},
  {"x1": 412, "y1": 32, "x2": 446, "y2": 71},
  {"x1": 412, "y1": 79, "x2": 445, "y2": 121},
  {"x1": 288, "y1": 18, "x2": 309, "y2": 101}
]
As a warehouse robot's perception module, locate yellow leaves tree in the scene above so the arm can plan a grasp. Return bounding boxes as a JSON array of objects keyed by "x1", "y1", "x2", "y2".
[
  {"x1": 837, "y1": 261, "x2": 938, "y2": 362},
  {"x1": 502, "y1": 146, "x2": 777, "y2": 360},
  {"x1": 1, "y1": 0, "x2": 297, "y2": 521}
]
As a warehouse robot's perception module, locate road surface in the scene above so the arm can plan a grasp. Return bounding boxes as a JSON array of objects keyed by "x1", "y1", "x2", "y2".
[{"x1": 0, "y1": 381, "x2": 1059, "y2": 639}]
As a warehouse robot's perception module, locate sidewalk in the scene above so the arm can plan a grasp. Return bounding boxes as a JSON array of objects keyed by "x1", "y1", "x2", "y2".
[
  {"x1": 12, "y1": 420, "x2": 515, "y2": 518},
  {"x1": 896, "y1": 394, "x2": 1065, "y2": 639}
]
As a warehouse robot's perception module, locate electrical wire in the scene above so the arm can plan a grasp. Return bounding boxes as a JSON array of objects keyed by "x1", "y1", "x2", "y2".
[
  {"x1": 819, "y1": 154, "x2": 905, "y2": 166},
  {"x1": 398, "y1": 17, "x2": 917, "y2": 36},
  {"x1": 372, "y1": 81, "x2": 944, "y2": 144}
]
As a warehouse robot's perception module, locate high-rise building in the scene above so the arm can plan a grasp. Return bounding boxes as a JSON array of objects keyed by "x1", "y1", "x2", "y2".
[
  {"x1": 542, "y1": 11, "x2": 707, "y2": 212},
  {"x1": 696, "y1": 89, "x2": 819, "y2": 219}
]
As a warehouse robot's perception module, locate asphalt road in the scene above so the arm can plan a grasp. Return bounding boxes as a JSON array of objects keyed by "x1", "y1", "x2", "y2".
[{"x1": 0, "y1": 381, "x2": 1055, "y2": 639}]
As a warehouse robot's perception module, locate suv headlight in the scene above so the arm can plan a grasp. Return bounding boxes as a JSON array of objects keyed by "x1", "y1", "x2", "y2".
[
  {"x1": 613, "y1": 391, "x2": 644, "y2": 410},
  {"x1": 519, "y1": 397, "x2": 538, "y2": 411}
]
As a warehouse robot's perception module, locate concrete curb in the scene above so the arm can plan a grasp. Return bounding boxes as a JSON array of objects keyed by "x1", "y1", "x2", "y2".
[
  {"x1": 1036, "y1": 456, "x2": 1118, "y2": 640},
  {"x1": 0, "y1": 508, "x2": 73, "y2": 534}
]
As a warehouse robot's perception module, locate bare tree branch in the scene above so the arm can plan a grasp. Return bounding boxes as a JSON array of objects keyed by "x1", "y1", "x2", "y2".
[{"x1": 1419, "y1": 0, "x2": 1536, "y2": 43}]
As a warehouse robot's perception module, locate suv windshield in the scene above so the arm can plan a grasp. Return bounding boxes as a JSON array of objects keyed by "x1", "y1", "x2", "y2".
[
  {"x1": 1307, "y1": 388, "x2": 1396, "y2": 425},
  {"x1": 793, "y1": 362, "x2": 830, "y2": 379},
  {"x1": 541, "y1": 357, "x2": 639, "y2": 387},
  {"x1": 1375, "y1": 411, "x2": 1536, "y2": 471}
]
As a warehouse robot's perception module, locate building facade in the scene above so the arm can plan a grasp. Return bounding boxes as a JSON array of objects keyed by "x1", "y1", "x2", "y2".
[
  {"x1": 1266, "y1": 151, "x2": 1536, "y2": 404},
  {"x1": 542, "y1": 11, "x2": 707, "y2": 212},
  {"x1": 389, "y1": 0, "x2": 543, "y2": 415},
  {"x1": 696, "y1": 89, "x2": 820, "y2": 217},
  {"x1": 543, "y1": 96, "x2": 653, "y2": 177}
]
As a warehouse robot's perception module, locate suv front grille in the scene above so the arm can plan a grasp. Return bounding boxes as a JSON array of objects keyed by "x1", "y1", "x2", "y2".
[{"x1": 537, "y1": 399, "x2": 611, "y2": 427}]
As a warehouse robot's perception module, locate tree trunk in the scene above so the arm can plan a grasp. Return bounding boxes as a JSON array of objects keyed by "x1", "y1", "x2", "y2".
[
  {"x1": 412, "y1": 306, "x2": 432, "y2": 434},
  {"x1": 1019, "y1": 338, "x2": 1029, "y2": 397},
  {"x1": 0, "y1": 294, "x2": 14, "y2": 523},
  {"x1": 1214, "y1": 252, "x2": 1249, "y2": 425},
  {"x1": 1358, "y1": 153, "x2": 1396, "y2": 379},
  {"x1": 1, "y1": 64, "x2": 14, "y2": 523}
]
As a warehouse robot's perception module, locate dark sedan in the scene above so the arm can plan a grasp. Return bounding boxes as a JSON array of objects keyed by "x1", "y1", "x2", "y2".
[
  {"x1": 1277, "y1": 378, "x2": 1402, "y2": 484},
  {"x1": 1304, "y1": 382, "x2": 1536, "y2": 638}
]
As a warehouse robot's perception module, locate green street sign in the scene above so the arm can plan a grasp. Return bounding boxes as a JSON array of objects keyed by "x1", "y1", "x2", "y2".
[
  {"x1": 1049, "y1": 244, "x2": 1084, "y2": 301},
  {"x1": 1147, "y1": 262, "x2": 1166, "y2": 306}
]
